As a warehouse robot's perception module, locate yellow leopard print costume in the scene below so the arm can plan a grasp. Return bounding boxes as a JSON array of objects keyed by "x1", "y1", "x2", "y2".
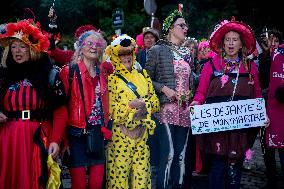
[{"x1": 107, "y1": 35, "x2": 160, "y2": 189}]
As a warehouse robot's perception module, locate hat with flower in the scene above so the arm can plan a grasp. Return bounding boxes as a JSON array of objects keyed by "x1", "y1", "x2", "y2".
[
  {"x1": 209, "y1": 17, "x2": 256, "y2": 55},
  {"x1": 0, "y1": 19, "x2": 50, "y2": 52},
  {"x1": 162, "y1": 4, "x2": 184, "y2": 35}
]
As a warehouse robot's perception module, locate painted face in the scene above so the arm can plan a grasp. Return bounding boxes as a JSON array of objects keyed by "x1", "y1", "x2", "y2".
[
  {"x1": 10, "y1": 39, "x2": 30, "y2": 64},
  {"x1": 119, "y1": 53, "x2": 133, "y2": 71},
  {"x1": 143, "y1": 33, "x2": 156, "y2": 49},
  {"x1": 268, "y1": 34, "x2": 280, "y2": 53},
  {"x1": 223, "y1": 31, "x2": 242, "y2": 59},
  {"x1": 81, "y1": 34, "x2": 104, "y2": 61},
  {"x1": 170, "y1": 18, "x2": 188, "y2": 43}
]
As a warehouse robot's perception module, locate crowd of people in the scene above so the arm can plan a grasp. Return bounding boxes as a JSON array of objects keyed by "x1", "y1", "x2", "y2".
[{"x1": 0, "y1": 4, "x2": 283, "y2": 189}]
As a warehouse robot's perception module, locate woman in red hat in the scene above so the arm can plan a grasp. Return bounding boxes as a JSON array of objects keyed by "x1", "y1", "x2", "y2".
[
  {"x1": 0, "y1": 19, "x2": 66, "y2": 189},
  {"x1": 190, "y1": 18, "x2": 267, "y2": 188}
]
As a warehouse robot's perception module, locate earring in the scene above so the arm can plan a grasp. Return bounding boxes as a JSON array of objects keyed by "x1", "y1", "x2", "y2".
[{"x1": 221, "y1": 48, "x2": 226, "y2": 58}]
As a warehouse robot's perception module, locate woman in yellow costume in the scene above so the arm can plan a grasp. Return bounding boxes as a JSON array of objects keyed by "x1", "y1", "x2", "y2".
[{"x1": 107, "y1": 35, "x2": 160, "y2": 188}]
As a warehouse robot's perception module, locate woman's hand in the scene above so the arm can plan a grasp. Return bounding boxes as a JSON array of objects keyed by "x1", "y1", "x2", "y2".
[
  {"x1": 128, "y1": 99, "x2": 145, "y2": 109},
  {"x1": 161, "y1": 86, "x2": 176, "y2": 101},
  {"x1": 264, "y1": 115, "x2": 270, "y2": 128},
  {"x1": 189, "y1": 100, "x2": 200, "y2": 106},
  {"x1": 48, "y1": 142, "x2": 60, "y2": 158},
  {"x1": 0, "y1": 112, "x2": 7, "y2": 124},
  {"x1": 133, "y1": 106, "x2": 147, "y2": 121}
]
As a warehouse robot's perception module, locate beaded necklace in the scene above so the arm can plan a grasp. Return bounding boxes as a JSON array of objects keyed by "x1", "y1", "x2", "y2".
[
  {"x1": 223, "y1": 57, "x2": 241, "y2": 73},
  {"x1": 220, "y1": 57, "x2": 241, "y2": 88}
]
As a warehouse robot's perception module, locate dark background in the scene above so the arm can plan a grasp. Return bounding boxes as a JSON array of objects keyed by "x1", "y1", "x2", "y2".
[{"x1": 0, "y1": 0, "x2": 282, "y2": 47}]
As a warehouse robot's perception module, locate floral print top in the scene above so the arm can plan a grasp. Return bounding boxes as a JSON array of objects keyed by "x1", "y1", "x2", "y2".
[{"x1": 88, "y1": 76, "x2": 103, "y2": 126}]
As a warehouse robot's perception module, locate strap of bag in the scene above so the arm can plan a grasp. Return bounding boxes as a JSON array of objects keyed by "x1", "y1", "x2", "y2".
[
  {"x1": 68, "y1": 64, "x2": 76, "y2": 101},
  {"x1": 208, "y1": 58, "x2": 216, "y2": 72},
  {"x1": 73, "y1": 64, "x2": 89, "y2": 126},
  {"x1": 116, "y1": 74, "x2": 141, "y2": 98}
]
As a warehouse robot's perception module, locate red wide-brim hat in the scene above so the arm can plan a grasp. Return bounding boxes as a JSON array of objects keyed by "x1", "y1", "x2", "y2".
[{"x1": 209, "y1": 18, "x2": 256, "y2": 55}]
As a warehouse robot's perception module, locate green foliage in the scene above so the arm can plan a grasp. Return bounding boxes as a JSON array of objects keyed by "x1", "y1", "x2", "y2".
[{"x1": 1, "y1": 0, "x2": 281, "y2": 45}]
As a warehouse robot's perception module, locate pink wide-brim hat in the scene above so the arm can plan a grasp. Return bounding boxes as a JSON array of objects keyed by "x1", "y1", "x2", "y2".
[{"x1": 209, "y1": 18, "x2": 256, "y2": 55}]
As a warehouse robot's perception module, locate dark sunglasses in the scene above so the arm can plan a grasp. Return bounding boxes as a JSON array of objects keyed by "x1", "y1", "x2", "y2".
[{"x1": 175, "y1": 23, "x2": 188, "y2": 30}]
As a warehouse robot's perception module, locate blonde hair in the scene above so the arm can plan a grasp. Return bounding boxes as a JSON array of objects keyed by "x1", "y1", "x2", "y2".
[
  {"x1": 1, "y1": 46, "x2": 9, "y2": 67},
  {"x1": 29, "y1": 47, "x2": 42, "y2": 61}
]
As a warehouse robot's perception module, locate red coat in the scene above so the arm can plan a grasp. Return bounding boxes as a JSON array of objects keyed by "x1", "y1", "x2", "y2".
[{"x1": 60, "y1": 60, "x2": 111, "y2": 128}]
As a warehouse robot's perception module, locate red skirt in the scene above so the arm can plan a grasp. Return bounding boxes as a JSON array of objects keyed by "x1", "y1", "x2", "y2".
[{"x1": 0, "y1": 120, "x2": 51, "y2": 189}]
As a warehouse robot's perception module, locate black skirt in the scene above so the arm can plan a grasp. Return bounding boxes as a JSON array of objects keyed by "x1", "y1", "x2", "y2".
[{"x1": 66, "y1": 126, "x2": 105, "y2": 168}]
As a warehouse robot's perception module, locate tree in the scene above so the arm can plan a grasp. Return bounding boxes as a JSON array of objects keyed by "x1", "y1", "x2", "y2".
[{"x1": 1, "y1": 0, "x2": 282, "y2": 46}]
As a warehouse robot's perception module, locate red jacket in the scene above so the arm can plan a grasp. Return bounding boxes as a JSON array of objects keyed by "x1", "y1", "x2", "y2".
[{"x1": 60, "y1": 60, "x2": 111, "y2": 128}]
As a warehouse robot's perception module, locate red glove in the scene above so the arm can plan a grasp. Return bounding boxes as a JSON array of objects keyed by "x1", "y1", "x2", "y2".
[{"x1": 101, "y1": 126, "x2": 112, "y2": 140}]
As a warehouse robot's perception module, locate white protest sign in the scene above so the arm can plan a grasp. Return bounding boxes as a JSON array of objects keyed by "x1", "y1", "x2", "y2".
[{"x1": 190, "y1": 98, "x2": 267, "y2": 135}]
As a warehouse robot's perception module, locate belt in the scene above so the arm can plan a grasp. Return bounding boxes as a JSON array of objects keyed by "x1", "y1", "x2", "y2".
[{"x1": 5, "y1": 110, "x2": 49, "y2": 121}]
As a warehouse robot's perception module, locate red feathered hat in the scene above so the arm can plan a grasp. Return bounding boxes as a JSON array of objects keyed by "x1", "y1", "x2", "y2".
[
  {"x1": 209, "y1": 17, "x2": 256, "y2": 55},
  {"x1": 0, "y1": 19, "x2": 50, "y2": 52},
  {"x1": 74, "y1": 24, "x2": 98, "y2": 39}
]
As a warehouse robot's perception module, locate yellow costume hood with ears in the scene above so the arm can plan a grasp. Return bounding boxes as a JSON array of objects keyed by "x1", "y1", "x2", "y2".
[
  {"x1": 110, "y1": 34, "x2": 137, "y2": 74},
  {"x1": 108, "y1": 35, "x2": 160, "y2": 135}
]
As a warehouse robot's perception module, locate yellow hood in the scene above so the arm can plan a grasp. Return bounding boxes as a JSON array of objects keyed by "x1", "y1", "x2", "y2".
[{"x1": 110, "y1": 34, "x2": 137, "y2": 74}]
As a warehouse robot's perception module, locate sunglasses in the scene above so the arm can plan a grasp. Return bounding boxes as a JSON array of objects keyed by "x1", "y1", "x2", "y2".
[
  {"x1": 82, "y1": 40, "x2": 104, "y2": 48},
  {"x1": 175, "y1": 23, "x2": 188, "y2": 30}
]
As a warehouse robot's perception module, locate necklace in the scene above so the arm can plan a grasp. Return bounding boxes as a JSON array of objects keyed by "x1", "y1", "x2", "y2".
[
  {"x1": 168, "y1": 42, "x2": 191, "y2": 65},
  {"x1": 224, "y1": 57, "x2": 241, "y2": 73},
  {"x1": 220, "y1": 57, "x2": 240, "y2": 88}
]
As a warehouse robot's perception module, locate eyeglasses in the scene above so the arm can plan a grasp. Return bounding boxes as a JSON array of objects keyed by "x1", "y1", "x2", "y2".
[
  {"x1": 175, "y1": 23, "x2": 188, "y2": 30},
  {"x1": 82, "y1": 40, "x2": 104, "y2": 49}
]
